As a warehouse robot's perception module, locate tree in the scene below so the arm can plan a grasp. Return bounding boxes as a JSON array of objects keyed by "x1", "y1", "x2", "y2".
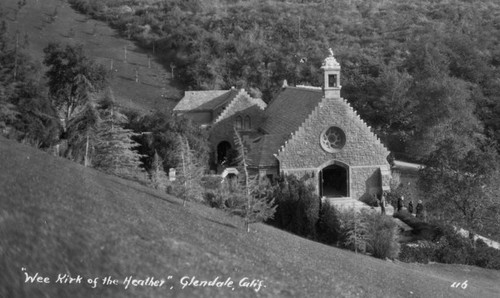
[
  {"x1": 175, "y1": 135, "x2": 205, "y2": 206},
  {"x1": 149, "y1": 150, "x2": 168, "y2": 191},
  {"x1": 337, "y1": 208, "x2": 370, "y2": 254},
  {"x1": 127, "y1": 111, "x2": 210, "y2": 173},
  {"x1": 0, "y1": 26, "x2": 60, "y2": 147},
  {"x1": 227, "y1": 128, "x2": 276, "y2": 232},
  {"x1": 92, "y1": 96, "x2": 144, "y2": 180},
  {"x1": 64, "y1": 101, "x2": 100, "y2": 165},
  {"x1": 0, "y1": 89, "x2": 18, "y2": 134},
  {"x1": 43, "y1": 43, "x2": 108, "y2": 129},
  {"x1": 418, "y1": 139, "x2": 500, "y2": 235},
  {"x1": 269, "y1": 174, "x2": 319, "y2": 238}
]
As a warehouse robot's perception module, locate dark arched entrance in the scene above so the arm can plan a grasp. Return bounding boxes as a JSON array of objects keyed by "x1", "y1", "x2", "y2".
[
  {"x1": 320, "y1": 163, "x2": 349, "y2": 197},
  {"x1": 217, "y1": 141, "x2": 231, "y2": 165}
]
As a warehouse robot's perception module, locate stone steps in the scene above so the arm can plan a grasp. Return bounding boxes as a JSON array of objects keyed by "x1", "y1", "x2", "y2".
[
  {"x1": 323, "y1": 197, "x2": 394, "y2": 215},
  {"x1": 323, "y1": 197, "x2": 409, "y2": 229}
]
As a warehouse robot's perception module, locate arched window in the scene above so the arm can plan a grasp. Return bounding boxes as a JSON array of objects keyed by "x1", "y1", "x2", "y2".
[
  {"x1": 235, "y1": 116, "x2": 243, "y2": 130},
  {"x1": 244, "y1": 115, "x2": 251, "y2": 130}
]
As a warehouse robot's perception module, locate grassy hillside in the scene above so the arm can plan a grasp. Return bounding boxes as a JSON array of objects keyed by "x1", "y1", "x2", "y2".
[
  {"x1": 1, "y1": 137, "x2": 500, "y2": 297},
  {"x1": 1, "y1": 0, "x2": 181, "y2": 112}
]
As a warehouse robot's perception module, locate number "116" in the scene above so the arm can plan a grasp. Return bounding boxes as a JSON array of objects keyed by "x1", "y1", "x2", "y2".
[{"x1": 451, "y1": 280, "x2": 468, "y2": 289}]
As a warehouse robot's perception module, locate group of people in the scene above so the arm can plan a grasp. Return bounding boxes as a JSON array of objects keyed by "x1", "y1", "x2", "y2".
[
  {"x1": 397, "y1": 196, "x2": 424, "y2": 219},
  {"x1": 377, "y1": 193, "x2": 425, "y2": 219}
]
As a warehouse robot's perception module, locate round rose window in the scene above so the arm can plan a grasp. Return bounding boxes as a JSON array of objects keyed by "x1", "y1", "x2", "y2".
[{"x1": 320, "y1": 127, "x2": 346, "y2": 152}]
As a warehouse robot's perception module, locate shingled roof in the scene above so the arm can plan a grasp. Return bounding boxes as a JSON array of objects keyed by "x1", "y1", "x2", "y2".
[
  {"x1": 249, "y1": 86, "x2": 324, "y2": 167},
  {"x1": 260, "y1": 87, "x2": 323, "y2": 135},
  {"x1": 248, "y1": 134, "x2": 289, "y2": 167},
  {"x1": 174, "y1": 89, "x2": 239, "y2": 112}
]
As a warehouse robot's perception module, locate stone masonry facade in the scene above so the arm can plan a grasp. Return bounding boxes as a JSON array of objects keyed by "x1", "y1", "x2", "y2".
[{"x1": 277, "y1": 95, "x2": 391, "y2": 200}]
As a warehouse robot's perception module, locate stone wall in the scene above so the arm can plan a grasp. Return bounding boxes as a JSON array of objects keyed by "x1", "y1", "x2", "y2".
[
  {"x1": 277, "y1": 96, "x2": 390, "y2": 200},
  {"x1": 182, "y1": 111, "x2": 212, "y2": 125},
  {"x1": 209, "y1": 95, "x2": 266, "y2": 169},
  {"x1": 350, "y1": 166, "x2": 382, "y2": 201}
]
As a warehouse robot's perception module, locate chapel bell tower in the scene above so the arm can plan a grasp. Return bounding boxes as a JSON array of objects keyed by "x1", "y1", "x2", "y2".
[{"x1": 322, "y1": 48, "x2": 341, "y2": 99}]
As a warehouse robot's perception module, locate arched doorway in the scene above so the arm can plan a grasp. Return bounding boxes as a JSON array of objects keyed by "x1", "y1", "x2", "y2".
[
  {"x1": 319, "y1": 163, "x2": 349, "y2": 197},
  {"x1": 217, "y1": 141, "x2": 231, "y2": 165}
]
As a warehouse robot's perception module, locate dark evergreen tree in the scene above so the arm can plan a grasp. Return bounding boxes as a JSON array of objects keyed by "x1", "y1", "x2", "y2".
[
  {"x1": 93, "y1": 94, "x2": 144, "y2": 180},
  {"x1": 43, "y1": 42, "x2": 108, "y2": 128}
]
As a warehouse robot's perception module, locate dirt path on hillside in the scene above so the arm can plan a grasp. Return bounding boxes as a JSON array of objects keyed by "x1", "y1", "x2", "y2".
[{"x1": 2, "y1": 0, "x2": 181, "y2": 113}]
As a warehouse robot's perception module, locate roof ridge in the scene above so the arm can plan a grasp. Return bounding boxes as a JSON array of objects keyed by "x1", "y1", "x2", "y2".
[
  {"x1": 285, "y1": 86, "x2": 323, "y2": 92},
  {"x1": 187, "y1": 89, "x2": 231, "y2": 93}
]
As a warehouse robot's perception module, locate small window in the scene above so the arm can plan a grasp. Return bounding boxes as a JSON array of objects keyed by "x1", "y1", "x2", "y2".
[
  {"x1": 235, "y1": 116, "x2": 243, "y2": 130},
  {"x1": 328, "y1": 74, "x2": 338, "y2": 88},
  {"x1": 244, "y1": 115, "x2": 251, "y2": 130}
]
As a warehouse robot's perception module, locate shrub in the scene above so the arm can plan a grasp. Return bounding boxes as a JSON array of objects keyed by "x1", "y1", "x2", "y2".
[
  {"x1": 360, "y1": 193, "x2": 378, "y2": 207},
  {"x1": 317, "y1": 203, "x2": 341, "y2": 245},
  {"x1": 335, "y1": 209, "x2": 400, "y2": 259},
  {"x1": 268, "y1": 175, "x2": 320, "y2": 239},
  {"x1": 393, "y1": 211, "x2": 444, "y2": 241},
  {"x1": 398, "y1": 223, "x2": 500, "y2": 270},
  {"x1": 367, "y1": 213, "x2": 400, "y2": 259},
  {"x1": 473, "y1": 243, "x2": 500, "y2": 270},
  {"x1": 434, "y1": 226, "x2": 475, "y2": 265},
  {"x1": 336, "y1": 208, "x2": 370, "y2": 253},
  {"x1": 399, "y1": 241, "x2": 438, "y2": 263}
]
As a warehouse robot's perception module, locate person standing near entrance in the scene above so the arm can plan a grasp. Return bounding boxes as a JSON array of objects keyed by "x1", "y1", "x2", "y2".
[
  {"x1": 408, "y1": 200, "x2": 414, "y2": 215},
  {"x1": 379, "y1": 193, "x2": 386, "y2": 215},
  {"x1": 397, "y1": 195, "x2": 404, "y2": 212},
  {"x1": 416, "y1": 200, "x2": 424, "y2": 219}
]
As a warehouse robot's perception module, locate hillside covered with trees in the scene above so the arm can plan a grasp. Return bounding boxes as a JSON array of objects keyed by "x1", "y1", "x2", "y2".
[{"x1": 70, "y1": 0, "x2": 500, "y2": 161}]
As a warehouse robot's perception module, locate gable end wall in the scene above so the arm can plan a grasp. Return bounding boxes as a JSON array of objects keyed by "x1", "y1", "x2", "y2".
[{"x1": 277, "y1": 97, "x2": 391, "y2": 200}]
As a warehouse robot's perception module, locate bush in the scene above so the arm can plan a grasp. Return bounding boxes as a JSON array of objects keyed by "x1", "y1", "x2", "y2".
[
  {"x1": 360, "y1": 193, "x2": 379, "y2": 207},
  {"x1": 336, "y1": 208, "x2": 370, "y2": 253},
  {"x1": 399, "y1": 241, "x2": 438, "y2": 263},
  {"x1": 473, "y1": 243, "x2": 500, "y2": 270},
  {"x1": 435, "y1": 229, "x2": 475, "y2": 265},
  {"x1": 367, "y1": 214, "x2": 400, "y2": 259},
  {"x1": 317, "y1": 203, "x2": 341, "y2": 245},
  {"x1": 335, "y1": 208, "x2": 400, "y2": 259},
  {"x1": 393, "y1": 211, "x2": 444, "y2": 241},
  {"x1": 398, "y1": 223, "x2": 500, "y2": 269},
  {"x1": 268, "y1": 175, "x2": 319, "y2": 239}
]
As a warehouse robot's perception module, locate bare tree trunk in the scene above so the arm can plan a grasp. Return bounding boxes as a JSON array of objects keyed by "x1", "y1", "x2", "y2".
[
  {"x1": 181, "y1": 149, "x2": 187, "y2": 207},
  {"x1": 84, "y1": 134, "x2": 90, "y2": 167},
  {"x1": 235, "y1": 129, "x2": 251, "y2": 232}
]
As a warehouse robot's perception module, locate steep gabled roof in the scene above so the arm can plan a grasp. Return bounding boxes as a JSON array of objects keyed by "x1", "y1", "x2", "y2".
[
  {"x1": 247, "y1": 134, "x2": 289, "y2": 167},
  {"x1": 243, "y1": 87, "x2": 323, "y2": 167},
  {"x1": 174, "y1": 89, "x2": 238, "y2": 112},
  {"x1": 260, "y1": 87, "x2": 323, "y2": 135},
  {"x1": 214, "y1": 89, "x2": 267, "y2": 124},
  {"x1": 247, "y1": 86, "x2": 323, "y2": 167}
]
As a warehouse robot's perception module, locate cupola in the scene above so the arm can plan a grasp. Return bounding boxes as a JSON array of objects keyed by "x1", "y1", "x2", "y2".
[{"x1": 321, "y1": 48, "x2": 341, "y2": 99}]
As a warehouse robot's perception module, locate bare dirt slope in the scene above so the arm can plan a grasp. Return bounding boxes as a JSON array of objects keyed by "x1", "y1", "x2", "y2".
[
  {"x1": 1, "y1": 137, "x2": 500, "y2": 297},
  {"x1": 2, "y1": 0, "x2": 180, "y2": 112}
]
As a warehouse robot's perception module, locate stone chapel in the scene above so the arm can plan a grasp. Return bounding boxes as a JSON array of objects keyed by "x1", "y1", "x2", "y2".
[{"x1": 174, "y1": 53, "x2": 392, "y2": 201}]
